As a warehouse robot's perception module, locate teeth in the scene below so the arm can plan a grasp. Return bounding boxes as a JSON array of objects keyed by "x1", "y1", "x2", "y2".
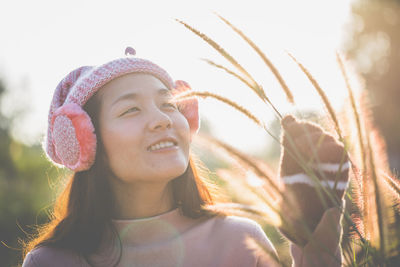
[{"x1": 149, "y1": 141, "x2": 175, "y2": 151}]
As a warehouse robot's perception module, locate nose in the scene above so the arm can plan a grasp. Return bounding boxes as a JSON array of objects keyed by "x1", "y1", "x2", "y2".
[{"x1": 148, "y1": 108, "x2": 172, "y2": 131}]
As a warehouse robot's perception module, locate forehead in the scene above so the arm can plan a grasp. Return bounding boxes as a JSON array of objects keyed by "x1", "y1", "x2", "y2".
[{"x1": 97, "y1": 73, "x2": 170, "y2": 105}]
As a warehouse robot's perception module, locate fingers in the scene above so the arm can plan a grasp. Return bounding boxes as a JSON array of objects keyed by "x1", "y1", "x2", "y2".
[{"x1": 307, "y1": 207, "x2": 342, "y2": 251}]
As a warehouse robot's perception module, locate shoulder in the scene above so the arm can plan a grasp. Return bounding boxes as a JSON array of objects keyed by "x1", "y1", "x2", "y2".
[
  {"x1": 201, "y1": 214, "x2": 279, "y2": 266},
  {"x1": 22, "y1": 246, "x2": 86, "y2": 267},
  {"x1": 209, "y1": 214, "x2": 277, "y2": 253}
]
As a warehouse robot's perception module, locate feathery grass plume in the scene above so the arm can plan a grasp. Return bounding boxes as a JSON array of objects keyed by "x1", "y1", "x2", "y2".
[
  {"x1": 357, "y1": 90, "x2": 397, "y2": 254},
  {"x1": 335, "y1": 53, "x2": 377, "y2": 252},
  {"x1": 176, "y1": 18, "x2": 283, "y2": 119},
  {"x1": 348, "y1": 170, "x2": 367, "y2": 240},
  {"x1": 195, "y1": 133, "x2": 281, "y2": 195},
  {"x1": 368, "y1": 127, "x2": 398, "y2": 251},
  {"x1": 350, "y1": 213, "x2": 366, "y2": 241},
  {"x1": 353, "y1": 92, "x2": 377, "y2": 247},
  {"x1": 215, "y1": 13, "x2": 295, "y2": 104},
  {"x1": 176, "y1": 19, "x2": 263, "y2": 98},
  {"x1": 336, "y1": 53, "x2": 367, "y2": 175},
  {"x1": 173, "y1": 90, "x2": 279, "y2": 141},
  {"x1": 368, "y1": 126, "x2": 400, "y2": 256},
  {"x1": 380, "y1": 171, "x2": 400, "y2": 211},
  {"x1": 366, "y1": 134, "x2": 386, "y2": 260},
  {"x1": 287, "y1": 52, "x2": 343, "y2": 141},
  {"x1": 369, "y1": 126, "x2": 390, "y2": 174},
  {"x1": 377, "y1": 171, "x2": 400, "y2": 259},
  {"x1": 200, "y1": 58, "x2": 255, "y2": 90}
]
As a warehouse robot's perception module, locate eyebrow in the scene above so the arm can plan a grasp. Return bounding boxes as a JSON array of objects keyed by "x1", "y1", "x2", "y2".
[{"x1": 111, "y1": 88, "x2": 171, "y2": 107}]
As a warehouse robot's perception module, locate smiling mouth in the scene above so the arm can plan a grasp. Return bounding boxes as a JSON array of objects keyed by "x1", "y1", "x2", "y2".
[{"x1": 147, "y1": 141, "x2": 178, "y2": 151}]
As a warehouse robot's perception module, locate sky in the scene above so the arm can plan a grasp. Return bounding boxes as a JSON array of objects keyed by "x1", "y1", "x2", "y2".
[{"x1": 0, "y1": 0, "x2": 358, "y2": 153}]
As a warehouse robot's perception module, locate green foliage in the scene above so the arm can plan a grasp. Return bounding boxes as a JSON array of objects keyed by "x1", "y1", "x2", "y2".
[{"x1": 0, "y1": 80, "x2": 65, "y2": 267}]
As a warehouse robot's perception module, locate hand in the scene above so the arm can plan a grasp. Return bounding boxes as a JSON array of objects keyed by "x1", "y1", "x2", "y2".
[
  {"x1": 290, "y1": 206, "x2": 343, "y2": 267},
  {"x1": 278, "y1": 115, "x2": 350, "y2": 246}
]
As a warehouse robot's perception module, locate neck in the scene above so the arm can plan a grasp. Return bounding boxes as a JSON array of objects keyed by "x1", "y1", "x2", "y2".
[{"x1": 110, "y1": 179, "x2": 176, "y2": 220}]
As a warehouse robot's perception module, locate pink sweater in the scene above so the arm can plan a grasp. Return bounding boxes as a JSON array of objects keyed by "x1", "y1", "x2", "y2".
[
  {"x1": 22, "y1": 208, "x2": 279, "y2": 267},
  {"x1": 23, "y1": 207, "x2": 343, "y2": 266}
]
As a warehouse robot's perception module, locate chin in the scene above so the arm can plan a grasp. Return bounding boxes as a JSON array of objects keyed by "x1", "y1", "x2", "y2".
[
  {"x1": 158, "y1": 163, "x2": 188, "y2": 180},
  {"x1": 152, "y1": 158, "x2": 188, "y2": 179}
]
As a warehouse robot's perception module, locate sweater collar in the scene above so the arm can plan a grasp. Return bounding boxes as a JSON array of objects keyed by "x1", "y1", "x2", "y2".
[
  {"x1": 89, "y1": 208, "x2": 212, "y2": 265},
  {"x1": 111, "y1": 207, "x2": 180, "y2": 224},
  {"x1": 111, "y1": 208, "x2": 200, "y2": 246}
]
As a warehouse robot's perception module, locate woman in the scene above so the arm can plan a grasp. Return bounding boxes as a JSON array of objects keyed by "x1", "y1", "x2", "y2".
[{"x1": 22, "y1": 47, "x2": 348, "y2": 267}]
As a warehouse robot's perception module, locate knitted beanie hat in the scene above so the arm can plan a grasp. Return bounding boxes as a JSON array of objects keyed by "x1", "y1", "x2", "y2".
[
  {"x1": 278, "y1": 115, "x2": 350, "y2": 246},
  {"x1": 45, "y1": 47, "x2": 199, "y2": 172}
]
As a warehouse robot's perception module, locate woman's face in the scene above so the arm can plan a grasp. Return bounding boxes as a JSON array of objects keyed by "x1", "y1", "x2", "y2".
[{"x1": 97, "y1": 73, "x2": 191, "y2": 184}]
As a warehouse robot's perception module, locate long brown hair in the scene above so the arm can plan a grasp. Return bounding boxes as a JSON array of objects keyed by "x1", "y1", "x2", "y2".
[{"x1": 22, "y1": 89, "x2": 226, "y2": 262}]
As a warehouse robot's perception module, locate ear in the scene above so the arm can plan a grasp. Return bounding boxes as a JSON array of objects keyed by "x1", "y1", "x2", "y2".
[{"x1": 173, "y1": 80, "x2": 200, "y2": 137}]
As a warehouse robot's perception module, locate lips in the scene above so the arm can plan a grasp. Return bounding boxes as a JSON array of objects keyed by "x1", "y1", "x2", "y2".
[{"x1": 147, "y1": 137, "x2": 178, "y2": 151}]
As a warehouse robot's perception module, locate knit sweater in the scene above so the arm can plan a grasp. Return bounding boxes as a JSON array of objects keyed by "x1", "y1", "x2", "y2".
[{"x1": 22, "y1": 208, "x2": 280, "y2": 267}]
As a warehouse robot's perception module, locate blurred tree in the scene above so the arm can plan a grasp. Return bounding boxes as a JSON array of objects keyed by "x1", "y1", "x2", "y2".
[
  {"x1": 0, "y1": 79, "x2": 62, "y2": 267},
  {"x1": 343, "y1": 0, "x2": 400, "y2": 170}
]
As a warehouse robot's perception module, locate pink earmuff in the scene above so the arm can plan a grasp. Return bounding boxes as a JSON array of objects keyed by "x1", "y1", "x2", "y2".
[
  {"x1": 51, "y1": 103, "x2": 97, "y2": 172},
  {"x1": 173, "y1": 80, "x2": 200, "y2": 135}
]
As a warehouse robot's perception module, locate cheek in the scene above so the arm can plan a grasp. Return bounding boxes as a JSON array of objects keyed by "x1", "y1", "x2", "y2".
[
  {"x1": 100, "y1": 120, "x2": 144, "y2": 167},
  {"x1": 175, "y1": 118, "x2": 191, "y2": 166},
  {"x1": 175, "y1": 114, "x2": 191, "y2": 145}
]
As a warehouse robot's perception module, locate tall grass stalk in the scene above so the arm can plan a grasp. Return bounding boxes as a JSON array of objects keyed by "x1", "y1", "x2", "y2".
[
  {"x1": 214, "y1": 13, "x2": 295, "y2": 104},
  {"x1": 287, "y1": 52, "x2": 343, "y2": 141},
  {"x1": 175, "y1": 19, "x2": 263, "y2": 98},
  {"x1": 200, "y1": 58, "x2": 255, "y2": 90},
  {"x1": 176, "y1": 19, "x2": 283, "y2": 119},
  {"x1": 380, "y1": 172, "x2": 400, "y2": 208},
  {"x1": 366, "y1": 135, "x2": 386, "y2": 261},
  {"x1": 173, "y1": 90, "x2": 279, "y2": 141},
  {"x1": 215, "y1": 168, "x2": 281, "y2": 221},
  {"x1": 336, "y1": 53, "x2": 366, "y2": 174},
  {"x1": 195, "y1": 134, "x2": 281, "y2": 195},
  {"x1": 336, "y1": 53, "x2": 373, "y2": 249}
]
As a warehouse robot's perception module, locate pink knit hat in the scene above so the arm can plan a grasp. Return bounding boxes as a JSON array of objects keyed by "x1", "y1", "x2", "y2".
[{"x1": 45, "y1": 47, "x2": 199, "y2": 172}]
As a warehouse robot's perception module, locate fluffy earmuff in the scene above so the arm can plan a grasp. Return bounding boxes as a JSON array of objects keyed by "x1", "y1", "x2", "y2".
[
  {"x1": 50, "y1": 103, "x2": 97, "y2": 171},
  {"x1": 173, "y1": 80, "x2": 200, "y2": 135}
]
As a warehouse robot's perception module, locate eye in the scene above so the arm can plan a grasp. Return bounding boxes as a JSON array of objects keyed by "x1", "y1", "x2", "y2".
[
  {"x1": 162, "y1": 101, "x2": 178, "y2": 109},
  {"x1": 121, "y1": 107, "x2": 140, "y2": 116}
]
